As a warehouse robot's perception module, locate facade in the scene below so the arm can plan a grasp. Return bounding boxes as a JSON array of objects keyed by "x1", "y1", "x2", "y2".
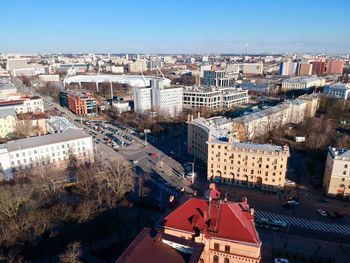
[
  {"x1": 6, "y1": 58, "x2": 28, "y2": 70},
  {"x1": 39, "y1": 74, "x2": 60, "y2": 82},
  {"x1": 160, "y1": 196, "x2": 262, "y2": 263},
  {"x1": 133, "y1": 80, "x2": 183, "y2": 117},
  {"x1": 207, "y1": 140, "x2": 289, "y2": 191},
  {"x1": 183, "y1": 86, "x2": 248, "y2": 109},
  {"x1": 298, "y1": 63, "x2": 312, "y2": 76},
  {"x1": 0, "y1": 109, "x2": 16, "y2": 138},
  {"x1": 111, "y1": 101, "x2": 131, "y2": 113},
  {"x1": 203, "y1": 70, "x2": 234, "y2": 87},
  {"x1": 0, "y1": 96, "x2": 44, "y2": 114},
  {"x1": 323, "y1": 83, "x2": 350, "y2": 100},
  {"x1": 323, "y1": 147, "x2": 350, "y2": 197},
  {"x1": 0, "y1": 128, "x2": 94, "y2": 179},
  {"x1": 279, "y1": 61, "x2": 298, "y2": 76},
  {"x1": 127, "y1": 60, "x2": 148, "y2": 73},
  {"x1": 281, "y1": 76, "x2": 325, "y2": 90},
  {"x1": 312, "y1": 59, "x2": 344, "y2": 76},
  {"x1": 60, "y1": 90, "x2": 97, "y2": 115}
]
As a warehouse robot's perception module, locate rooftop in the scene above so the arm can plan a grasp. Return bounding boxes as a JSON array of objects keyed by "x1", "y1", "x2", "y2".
[
  {"x1": 0, "y1": 108, "x2": 16, "y2": 119},
  {"x1": 282, "y1": 75, "x2": 324, "y2": 84},
  {"x1": 329, "y1": 147, "x2": 350, "y2": 160},
  {"x1": 115, "y1": 227, "x2": 204, "y2": 263},
  {"x1": 0, "y1": 128, "x2": 90, "y2": 152},
  {"x1": 161, "y1": 197, "x2": 261, "y2": 245},
  {"x1": 192, "y1": 116, "x2": 235, "y2": 142}
]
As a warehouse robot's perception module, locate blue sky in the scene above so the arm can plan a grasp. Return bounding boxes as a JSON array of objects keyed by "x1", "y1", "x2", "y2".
[{"x1": 0, "y1": 0, "x2": 349, "y2": 54}]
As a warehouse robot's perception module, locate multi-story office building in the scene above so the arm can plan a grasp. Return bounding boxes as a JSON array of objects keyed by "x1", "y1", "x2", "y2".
[
  {"x1": 323, "y1": 147, "x2": 350, "y2": 197},
  {"x1": 203, "y1": 70, "x2": 234, "y2": 87},
  {"x1": 207, "y1": 139, "x2": 289, "y2": 191},
  {"x1": 226, "y1": 63, "x2": 263, "y2": 75},
  {"x1": 281, "y1": 76, "x2": 325, "y2": 90},
  {"x1": 59, "y1": 90, "x2": 97, "y2": 115},
  {"x1": 183, "y1": 86, "x2": 248, "y2": 109},
  {"x1": 323, "y1": 83, "x2": 350, "y2": 100},
  {"x1": 133, "y1": 80, "x2": 183, "y2": 117},
  {"x1": 0, "y1": 109, "x2": 16, "y2": 138},
  {"x1": 160, "y1": 195, "x2": 262, "y2": 263},
  {"x1": 0, "y1": 128, "x2": 94, "y2": 179}
]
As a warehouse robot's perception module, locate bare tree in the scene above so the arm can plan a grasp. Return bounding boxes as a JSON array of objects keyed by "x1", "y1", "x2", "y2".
[{"x1": 59, "y1": 242, "x2": 83, "y2": 263}]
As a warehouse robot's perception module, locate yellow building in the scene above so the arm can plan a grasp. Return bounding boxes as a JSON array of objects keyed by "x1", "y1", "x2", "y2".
[
  {"x1": 323, "y1": 147, "x2": 350, "y2": 197},
  {"x1": 0, "y1": 109, "x2": 16, "y2": 138},
  {"x1": 207, "y1": 138, "x2": 289, "y2": 191}
]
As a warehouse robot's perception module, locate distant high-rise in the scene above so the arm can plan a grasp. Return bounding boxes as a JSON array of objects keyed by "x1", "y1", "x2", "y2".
[
  {"x1": 279, "y1": 61, "x2": 298, "y2": 76},
  {"x1": 312, "y1": 59, "x2": 344, "y2": 76}
]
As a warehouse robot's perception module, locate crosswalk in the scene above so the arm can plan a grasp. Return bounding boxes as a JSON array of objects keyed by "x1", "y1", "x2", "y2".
[{"x1": 255, "y1": 210, "x2": 350, "y2": 236}]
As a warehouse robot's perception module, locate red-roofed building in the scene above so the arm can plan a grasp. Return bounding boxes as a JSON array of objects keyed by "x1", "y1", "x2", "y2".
[{"x1": 160, "y1": 197, "x2": 262, "y2": 263}]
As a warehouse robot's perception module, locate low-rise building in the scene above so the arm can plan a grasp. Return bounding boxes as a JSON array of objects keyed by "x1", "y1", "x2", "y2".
[
  {"x1": 39, "y1": 74, "x2": 60, "y2": 82},
  {"x1": 0, "y1": 78, "x2": 17, "y2": 100},
  {"x1": 46, "y1": 116, "x2": 77, "y2": 133},
  {"x1": 323, "y1": 83, "x2": 350, "y2": 100},
  {"x1": 0, "y1": 128, "x2": 94, "y2": 179},
  {"x1": 0, "y1": 96, "x2": 44, "y2": 114},
  {"x1": 323, "y1": 147, "x2": 350, "y2": 197},
  {"x1": 183, "y1": 86, "x2": 248, "y2": 109},
  {"x1": 160, "y1": 194, "x2": 262, "y2": 263},
  {"x1": 281, "y1": 76, "x2": 325, "y2": 90}
]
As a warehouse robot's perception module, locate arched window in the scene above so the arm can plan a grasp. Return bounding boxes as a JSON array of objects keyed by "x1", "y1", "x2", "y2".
[
  {"x1": 224, "y1": 258, "x2": 229, "y2": 263},
  {"x1": 213, "y1": 255, "x2": 219, "y2": 263}
]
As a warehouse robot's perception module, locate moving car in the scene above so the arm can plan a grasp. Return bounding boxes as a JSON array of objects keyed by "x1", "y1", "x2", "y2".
[
  {"x1": 285, "y1": 179, "x2": 296, "y2": 187},
  {"x1": 317, "y1": 209, "x2": 327, "y2": 217}
]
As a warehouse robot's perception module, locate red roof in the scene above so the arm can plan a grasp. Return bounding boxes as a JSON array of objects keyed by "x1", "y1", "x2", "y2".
[{"x1": 162, "y1": 198, "x2": 260, "y2": 244}]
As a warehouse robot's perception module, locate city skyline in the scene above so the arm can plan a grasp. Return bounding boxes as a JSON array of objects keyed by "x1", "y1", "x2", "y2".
[{"x1": 1, "y1": 0, "x2": 350, "y2": 54}]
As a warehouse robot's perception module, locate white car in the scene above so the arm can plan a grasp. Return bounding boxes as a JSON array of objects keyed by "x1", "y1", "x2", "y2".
[
  {"x1": 317, "y1": 209, "x2": 327, "y2": 217},
  {"x1": 274, "y1": 259, "x2": 289, "y2": 263},
  {"x1": 285, "y1": 179, "x2": 296, "y2": 186}
]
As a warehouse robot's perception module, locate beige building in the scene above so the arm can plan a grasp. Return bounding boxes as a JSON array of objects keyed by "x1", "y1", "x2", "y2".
[
  {"x1": 323, "y1": 147, "x2": 350, "y2": 197},
  {"x1": 207, "y1": 139, "x2": 289, "y2": 191},
  {"x1": 0, "y1": 109, "x2": 16, "y2": 138}
]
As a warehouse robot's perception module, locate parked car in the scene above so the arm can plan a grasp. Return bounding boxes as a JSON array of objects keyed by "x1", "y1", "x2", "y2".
[
  {"x1": 274, "y1": 259, "x2": 289, "y2": 263},
  {"x1": 317, "y1": 209, "x2": 327, "y2": 217}
]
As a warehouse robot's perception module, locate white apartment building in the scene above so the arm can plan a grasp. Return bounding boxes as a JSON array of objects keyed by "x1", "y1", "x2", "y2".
[
  {"x1": 0, "y1": 128, "x2": 94, "y2": 179},
  {"x1": 133, "y1": 80, "x2": 183, "y2": 117},
  {"x1": 0, "y1": 96, "x2": 44, "y2": 113},
  {"x1": 323, "y1": 83, "x2": 350, "y2": 100},
  {"x1": 323, "y1": 147, "x2": 350, "y2": 197},
  {"x1": 183, "y1": 86, "x2": 248, "y2": 109},
  {"x1": 281, "y1": 76, "x2": 325, "y2": 90}
]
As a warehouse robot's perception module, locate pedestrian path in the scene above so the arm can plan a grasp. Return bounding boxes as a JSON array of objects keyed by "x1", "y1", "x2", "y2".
[{"x1": 255, "y1": 210, "x2": 350, "y2": 236}]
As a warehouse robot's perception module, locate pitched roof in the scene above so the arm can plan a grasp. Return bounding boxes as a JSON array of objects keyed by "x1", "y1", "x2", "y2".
[
  {"x1": 116, "y1": 227, "x2": 204, "y2": 263},
  {"x1": 162, "y1": 198, "x2": 261, "y2": 245}
]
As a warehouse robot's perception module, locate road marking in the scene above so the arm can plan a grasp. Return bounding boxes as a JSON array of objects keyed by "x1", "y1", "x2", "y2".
[{"x1": 255, "y1": 210, "x2": 350, "y2": 236}]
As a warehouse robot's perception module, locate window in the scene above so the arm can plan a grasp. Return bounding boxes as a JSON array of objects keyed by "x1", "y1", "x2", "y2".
[
  {"x1": 224, "y1": 245, "x2": 230, "y2": 253},
  {"x1": 224, "y1": 258, "x2": 229, "y2": 263},
  {"x1": 214, "y1": 243, "x2": 220, "y2": 251},
  {"x1": 343, "y1": 171, "x2": 346, "y2": 175},
  {"x1": 345, "y1": 164, "x2": 348, "y2": 168},
  {"x1": 213, "y1": 255, "x2": 219, "y2": 263}
]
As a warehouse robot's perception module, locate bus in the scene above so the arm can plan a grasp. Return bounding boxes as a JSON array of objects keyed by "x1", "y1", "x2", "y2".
[{"x1": 255, "y1": 217, "x2": 288, "y2": 231}]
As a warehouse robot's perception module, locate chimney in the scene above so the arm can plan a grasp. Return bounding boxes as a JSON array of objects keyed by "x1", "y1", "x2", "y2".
[
  {"x1": 250, "y1": 208, "x2": 255, "y2": 215},
  {"x1": 193, "y1": 191, "x2": 197, "y2": 197},
  {"x1": 197, "y1": 111, "x2": 201, "y2": 118}
]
